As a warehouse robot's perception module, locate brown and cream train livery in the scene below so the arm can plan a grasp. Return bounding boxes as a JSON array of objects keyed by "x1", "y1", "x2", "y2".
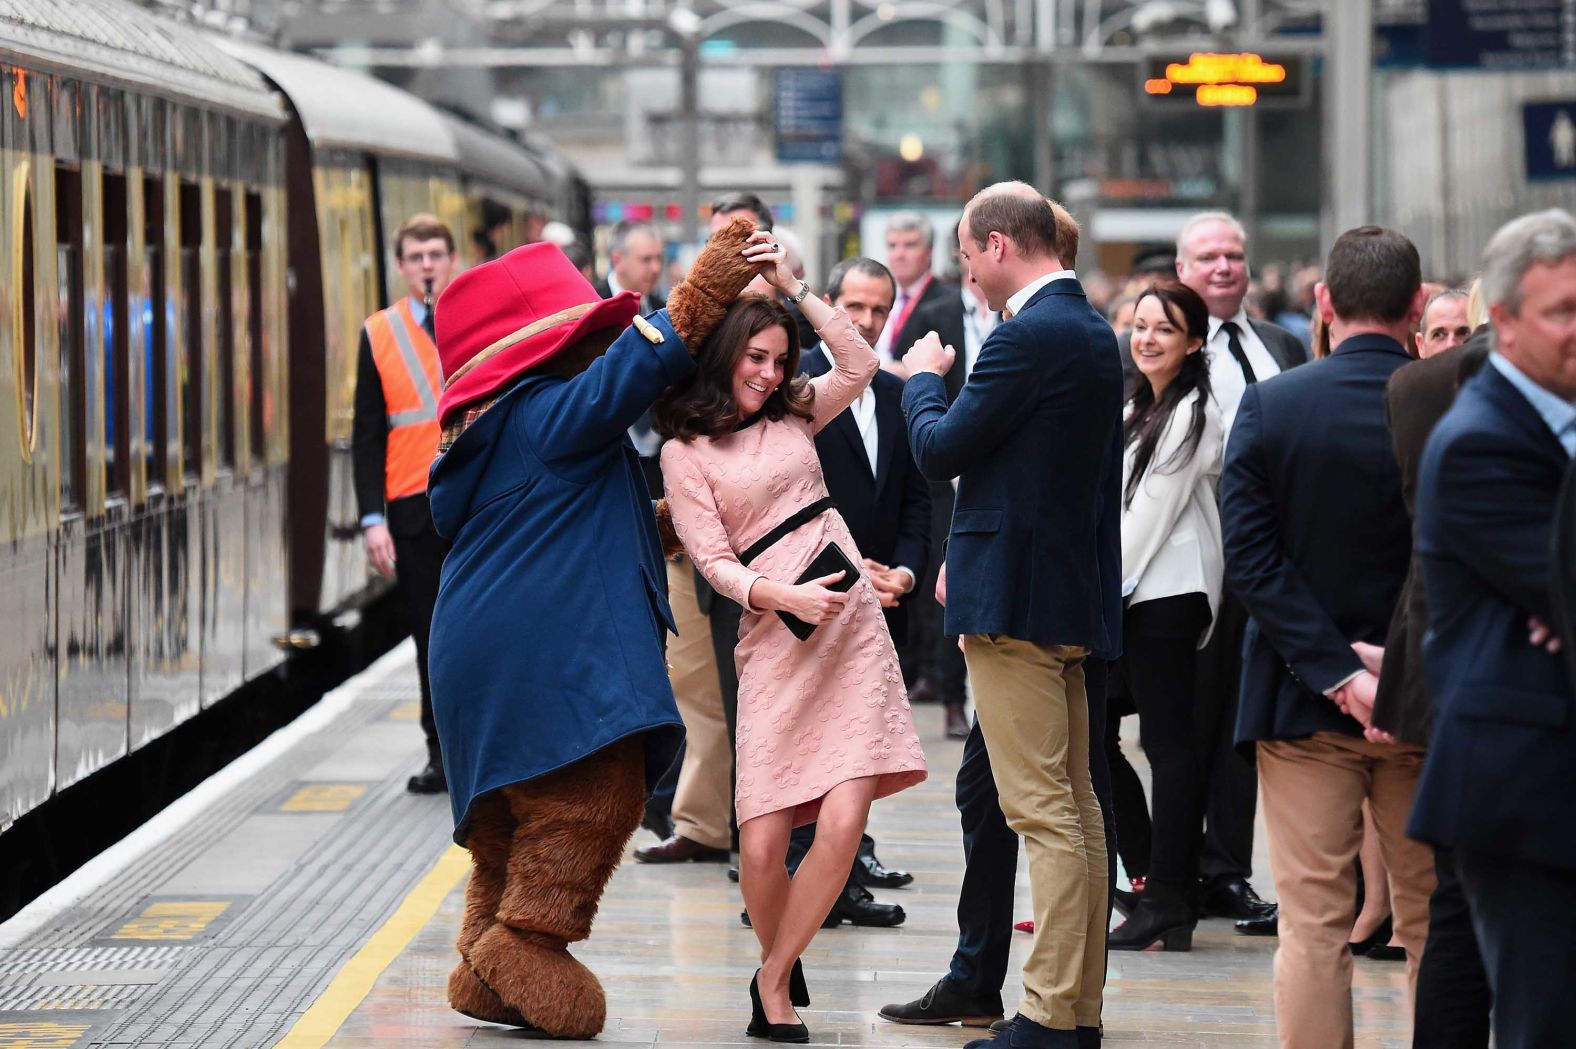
[{"x1": 0, "y1": 0, "x2": 585, "y2": 832}]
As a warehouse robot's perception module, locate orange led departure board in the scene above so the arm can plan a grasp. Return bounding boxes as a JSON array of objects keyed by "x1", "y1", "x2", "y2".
[{"x1": 1140, "y1": 52, "x2": 1307, "y2": 109}]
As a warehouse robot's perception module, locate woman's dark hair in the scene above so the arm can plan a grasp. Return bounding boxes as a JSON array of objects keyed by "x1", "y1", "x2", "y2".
[
  {"x1": 1124, "y1": 280, "x2": 1213, "y2": 509},
  {"x1": 653, "y1": 295, "x2": 815, "y2": 440}
]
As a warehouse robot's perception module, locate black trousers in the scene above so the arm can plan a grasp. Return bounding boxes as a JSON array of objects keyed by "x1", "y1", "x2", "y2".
[
  {"x1": 1104, "y1": 701, "x2": 1152, "y2": 882},
  {"x1": 1457, "y1": 848, "x2": 1576, "y2": 1049},
  {"x1": 1194, "y1": 592, "x2": 1257, "y2": 882},
  {"x1": 388, "y1": 494, "x2": 449, "y2": 761},
  {"x1": 1413, "y1": 846, "x2": 1491, "y2": 1049},
  {"x1": 907, "y1": 481, "x2": 967, "y2": 703},
  {"x1": 946, "y1": 657, "x2": 1114, "y2": 998},
  {"x1": 1124, "y1": 594, "x2": 1210, "y2": 895}
]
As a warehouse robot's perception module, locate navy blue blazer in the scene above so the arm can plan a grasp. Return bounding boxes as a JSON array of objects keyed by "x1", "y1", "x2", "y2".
[
  {"x1": 902, "y1": 277, "x2": 1123, "y2": 653},
  {"x1": 1408, "y1": 363, "x2": 1575, "y2": 870},
  {"x1": 800, "y1": 347, "x2": 931, "y2": 647},
  {"x1": 426, "y1": 310, "x2": 692, "y2": 844},
  {"x1": 1224, "y1": 334, "x2": 1413, "y2": 746}
]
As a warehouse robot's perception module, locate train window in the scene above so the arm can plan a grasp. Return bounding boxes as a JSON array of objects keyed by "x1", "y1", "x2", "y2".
[
  {"x1": 179, "y1": 180, "x2": 201, "y2": 481},
  {"x1": 215, "y1": 187, "x2": 235, "y2": 472},
  {"x1": 245, "y1": 189, "x2": 264, "y2": 467},
  {"x1": 56, "y1": 164, "x2": 86, "y2": 512},
  {"x1": 104, "y1": 171, "x2": 130, "y2": 497},
  {"x1": 145, "y1": 176, "x2": 167, "y2": 491},
  {"x1": 19, "y1": 184, "x2": 37, "y2": 457}
]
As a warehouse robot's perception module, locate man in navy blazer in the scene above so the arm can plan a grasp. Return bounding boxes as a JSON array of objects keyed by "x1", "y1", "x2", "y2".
[
  {"x1": 1409, "y1": 209, "x2": 1576, "y2": 1049},
  {"x1": 897, "y1": 182, "x2": 1122, "y2": 1049},
  {"x1": 1221, "y1": 226, "x2": 1436, "y2": 1049}
]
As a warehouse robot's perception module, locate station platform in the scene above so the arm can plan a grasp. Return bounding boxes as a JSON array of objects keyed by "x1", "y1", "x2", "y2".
[{"x1": 0, "y1": 642, "x2": 1412, "y2": 1048}]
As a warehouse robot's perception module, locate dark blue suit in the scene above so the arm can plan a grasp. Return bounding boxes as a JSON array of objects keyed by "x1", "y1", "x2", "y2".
[
  {"x1": 800, "y1": 348, "x2": 930, "y2": 647},
  {"x1": 1408, "y1": 362, "x2": 1575, "y2": 1048},
  {"x1": 1224, "y1": 334, "x2": 1413, "y2": 746},
  {"x1": 903, "y1": 277, "x2": 1123, "y2": 1020}
]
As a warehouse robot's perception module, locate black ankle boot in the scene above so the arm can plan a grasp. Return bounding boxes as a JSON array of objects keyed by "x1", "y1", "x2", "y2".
[{"x1": 1109, "y1": 891, "x2": 1196, "y2": 952}]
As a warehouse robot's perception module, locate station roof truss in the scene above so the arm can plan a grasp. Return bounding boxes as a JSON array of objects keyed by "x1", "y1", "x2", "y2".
[{"x1": 300, "y1": 0, "x2": 1331, "y2": 69}]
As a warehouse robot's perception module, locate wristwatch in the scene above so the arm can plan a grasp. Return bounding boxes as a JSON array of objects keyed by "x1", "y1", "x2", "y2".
[{"x1": 789, "y1": 279, "x2": 812, "y2": 305}]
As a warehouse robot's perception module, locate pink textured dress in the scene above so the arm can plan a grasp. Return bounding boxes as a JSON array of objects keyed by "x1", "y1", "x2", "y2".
[{"x1": 661, "y1": 309, "x2": 928, "y2": 827}]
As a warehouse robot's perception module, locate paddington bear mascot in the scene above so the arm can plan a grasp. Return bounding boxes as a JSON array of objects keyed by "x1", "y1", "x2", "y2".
[{"x1": 424, "y1": 217, "x2": 764, "y2": 1038}]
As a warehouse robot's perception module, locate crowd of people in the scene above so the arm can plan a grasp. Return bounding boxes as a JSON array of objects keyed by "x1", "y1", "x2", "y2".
[{"x1": 349, "y1": 187, "x2": 1576, "y2": 1049}]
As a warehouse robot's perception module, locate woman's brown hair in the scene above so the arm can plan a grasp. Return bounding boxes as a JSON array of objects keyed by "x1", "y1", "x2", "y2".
[{"x1": 652, "y1": 294, "x2": 815, "y2": 440}]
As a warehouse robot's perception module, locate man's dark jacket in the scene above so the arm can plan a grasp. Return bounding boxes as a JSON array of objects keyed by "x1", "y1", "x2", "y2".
[
  {"x1": 800, "y1": 346, "x2": 930, "y2": 647},
  {"x1": 1373, "y1": 334, "x2": 1490, "y2": 744},
  {"x1": 888, "y1": 277, "x2": 958, "y2": 363},
  {"x1": 1223, "y1": 334, "x2": 1413, "y2": 747},
  {"x1": 902, "y1": 277, "x2": 1122, "y2": 653},
  {"x1": 1408, "y1": 361, "x2": 1576, "y2": 869}
]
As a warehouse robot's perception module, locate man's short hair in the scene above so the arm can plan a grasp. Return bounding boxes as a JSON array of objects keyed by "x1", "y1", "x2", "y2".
[
  {"x1": 1480, "y1": 208, "x2": 1576, "y2": 315},
  {"x1": 1324, "y1": 226, "x2": 1422, "y2": 324},
  {"x1": 610, "y1": 220, "x2": 659, "y2": 256},
  {"x1": 885, "y1": 212, "x2": 934, "y2": 250},
  {"x1": 710, "y1": 192, "x2": 774, "y2": 232},
  {"x1": 965, "y1": 186, "x2": 1079, "y2": 264},
  {"x1": 1422, "y1": 287, "x2": 1469, "y2": 322},
  {"x1": 825, "y1": 257, "x2": 896, "y2": 304},
  {"x1": 1175, "y1": 211, "x2": 1247, "y2": 257},
  {"x1": 394, "y1": 213, "x2": 455, "y2": 258}
]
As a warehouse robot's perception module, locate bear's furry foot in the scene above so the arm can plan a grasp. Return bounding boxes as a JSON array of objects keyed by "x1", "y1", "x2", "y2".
[
  {"x1": 469, "y1": 923, "x2": 606, "y2": 1039},
  {"x1": 448, "y1": 958, "x2": 535, "y2": 1029}
]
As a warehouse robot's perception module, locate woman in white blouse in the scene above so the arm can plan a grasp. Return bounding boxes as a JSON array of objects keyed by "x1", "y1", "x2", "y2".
[{"x1": 1109, "y1": 280, "x2": 1225, "y2": 953}]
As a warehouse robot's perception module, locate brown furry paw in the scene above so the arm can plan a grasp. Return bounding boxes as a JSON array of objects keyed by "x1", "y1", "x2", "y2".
[
  {"x1": 469, "y1": 924, "x2": 606, "y2": 1040},
  {"x1": 667, "y1": 215, "x2": 764, "y2": 349},
  {"x1": 448, "y1": 960, "x2": 534, "y2": 1028},
  {"x1": 654, "y1": 499, "x2": 684, "y2": 559}
]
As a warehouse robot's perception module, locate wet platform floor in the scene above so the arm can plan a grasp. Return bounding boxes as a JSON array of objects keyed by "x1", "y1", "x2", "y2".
[{"x1": 0, "y1": 642, "x2": 1413, "y2": 1048}]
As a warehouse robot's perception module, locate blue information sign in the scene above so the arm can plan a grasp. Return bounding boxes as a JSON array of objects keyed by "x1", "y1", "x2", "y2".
[
  {"x1": 1525, "y1": 101, "x2": 1576, "y2": 181},
  {"x1": 774, "y1": 68, "x2": 842, "y2": 164},
  {"x1": 1425, "y1": 0, "x2": 1576, "y2": 69}
]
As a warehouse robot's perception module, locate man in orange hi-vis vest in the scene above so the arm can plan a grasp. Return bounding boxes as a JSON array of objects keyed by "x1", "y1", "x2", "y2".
[{"x1": 352, "y1": 213, "x2": 457, "y2": 794}]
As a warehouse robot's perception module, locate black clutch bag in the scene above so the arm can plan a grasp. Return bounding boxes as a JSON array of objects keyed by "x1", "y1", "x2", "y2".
[{"x1": 777, "y1": 541, "x2": 859, "y2": 641}]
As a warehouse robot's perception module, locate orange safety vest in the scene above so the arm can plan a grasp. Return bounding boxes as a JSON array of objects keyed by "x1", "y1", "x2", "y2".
[{"x1": 365, "y1": 298, "x2": 443, "y2": 502}]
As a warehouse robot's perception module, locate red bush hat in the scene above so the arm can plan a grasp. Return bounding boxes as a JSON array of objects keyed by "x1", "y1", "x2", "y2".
[{"x1": 435, "y1": 242, "x2": 640, "y2": 427}]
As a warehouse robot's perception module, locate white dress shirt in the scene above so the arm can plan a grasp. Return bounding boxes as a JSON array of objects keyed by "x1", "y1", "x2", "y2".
[
  {"x1": 961, "y1": 292, "x2": 996, "y2": 380},
  {"x1": 1206, "y1": 307, "x2": 1282, "y2": 436},
  {"x1": 1121, "y1": 389, "x2": 1225, "y2": 647},
  {"x1": 1005, "y1": 268, "x2": 1077, "y2": 318},
  {"x1": 850, "y1": 388, "x2": 879, "y2": 473}
]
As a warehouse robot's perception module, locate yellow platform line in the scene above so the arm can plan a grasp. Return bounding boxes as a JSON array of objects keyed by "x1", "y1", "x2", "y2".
[{"x1": 275, "y1": 844, "x2": 470, "y2": 1048}]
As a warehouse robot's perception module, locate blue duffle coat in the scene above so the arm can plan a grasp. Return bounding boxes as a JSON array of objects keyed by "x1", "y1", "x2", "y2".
[{"x1": 427, "y1": 310, "x2": 694, "y2": 843}]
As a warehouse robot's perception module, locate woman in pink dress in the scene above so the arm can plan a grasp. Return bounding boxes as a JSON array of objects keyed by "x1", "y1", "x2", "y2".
[{"x1": 655, "y1": 235, "x2": 927, "y2": 1043}]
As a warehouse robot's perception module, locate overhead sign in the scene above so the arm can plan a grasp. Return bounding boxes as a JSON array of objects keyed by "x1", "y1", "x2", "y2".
[
  {"x1": 1424, "y1": 0, "x2": 1576, "y2": 69},
  {"x1": 1140, "y1": 53, "x2": 1307, "y2": 108},
  {"x1": 1525, "y1": 101, "x2": 1576, "y2": 181},
  {"x1": 774, "y1": 68, "x2": 842, "y2": 164}
]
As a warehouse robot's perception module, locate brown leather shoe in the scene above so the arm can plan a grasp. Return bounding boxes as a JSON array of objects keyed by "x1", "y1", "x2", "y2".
[
  {"x1": 944, "y1": 704, "x2": 970, "y2": 739},
  {"x1": 634, "y1": 834, "x2": 730, "y2": 864}
]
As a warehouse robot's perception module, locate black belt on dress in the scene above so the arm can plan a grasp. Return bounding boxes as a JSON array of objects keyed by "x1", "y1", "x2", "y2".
[{"x1": 740, "y1": 497, "x2": 836, "y2": 566}]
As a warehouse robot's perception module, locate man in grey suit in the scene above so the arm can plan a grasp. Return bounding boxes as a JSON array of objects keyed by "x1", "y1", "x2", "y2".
[{"x1": 1173, "y1": 212, "x2": 1307, "y2": 931}]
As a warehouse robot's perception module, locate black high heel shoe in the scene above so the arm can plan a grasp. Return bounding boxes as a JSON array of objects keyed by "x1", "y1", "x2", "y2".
[
  {"x1": 1349, "y1": 914, "x2": 1393, "y2": 956},
  {"x1": 789, "y1": 959, "x2": 809, "y2": 1008},
  {"x1": 1108, "y1": 895, "x2": 1196, "y2": 952},
  {"x1": 748, "y1": 970, "x2": 810, "y2": 1043}
]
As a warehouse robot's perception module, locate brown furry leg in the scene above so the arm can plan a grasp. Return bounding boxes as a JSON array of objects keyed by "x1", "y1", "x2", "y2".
[
  {"x1": 449, "y1": 790, "x2": 530, "y2": 1027},
  {"x1": 468, "y1": 737, "x2": 646, "y2": 1039}
]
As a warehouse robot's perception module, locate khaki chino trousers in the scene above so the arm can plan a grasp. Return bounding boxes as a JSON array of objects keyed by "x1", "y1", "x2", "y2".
[
  {"x1": 965, "y1": 634, "x2": 1107, "y2": 1031},
  {"x1": 665, "y1": 558, "x2": 734, "y2": 851},
  {"x1": 1257, "y1": 732, "x2": 1435, "y2": 1049}
]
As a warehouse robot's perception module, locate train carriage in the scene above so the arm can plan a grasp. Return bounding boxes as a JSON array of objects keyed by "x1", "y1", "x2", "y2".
[
  {"x1": 0, "y1": 0, "x2": 590, "y2": 836},
  {"x1": 0, "y1": 0, "x2": 290, "y2": 830}
]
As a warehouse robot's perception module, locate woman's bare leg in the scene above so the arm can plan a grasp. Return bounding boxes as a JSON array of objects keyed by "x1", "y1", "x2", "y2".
[
  {"x1": 739, "y1": 808, "x2": 794, "y2": 962},
  {"x1": 1352, "y1": 799, "x2": 1394, "y2": 944},
  {"x1": 756, "y1": 776, "x2": 880, "y2": 1025}
]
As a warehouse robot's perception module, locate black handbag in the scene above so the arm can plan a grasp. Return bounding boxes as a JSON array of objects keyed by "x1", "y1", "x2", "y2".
[{"x1": 741, "y1": 497, "x2": 855, "y2": 641}]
